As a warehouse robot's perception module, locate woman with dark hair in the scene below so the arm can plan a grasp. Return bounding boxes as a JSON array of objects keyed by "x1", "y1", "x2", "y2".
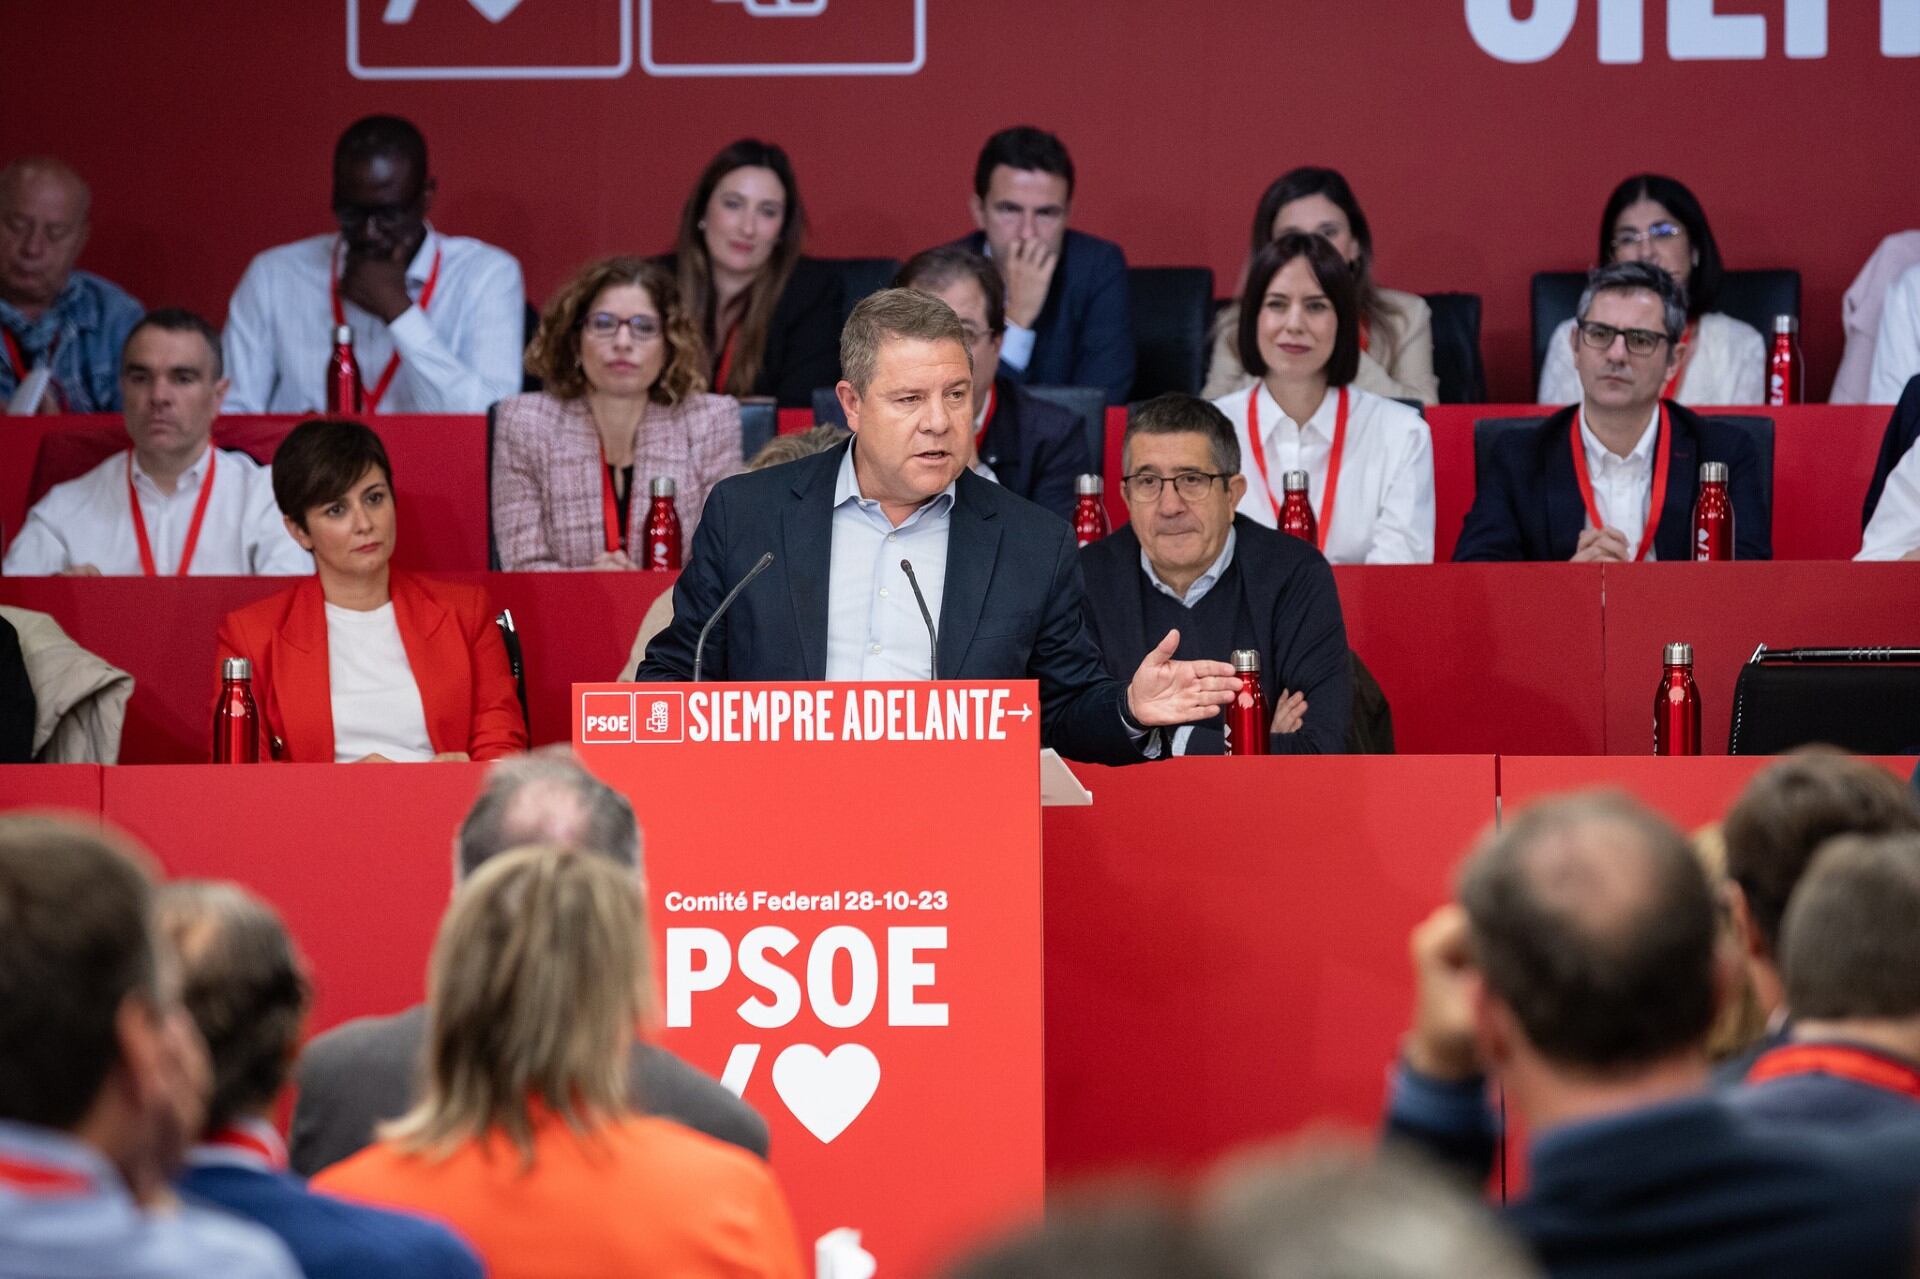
[
  {"x1": 661, "y1": 139, "x2": 840, "y2": 409},
  {"x1": 1210, "y1": 233, "x2": 1434, "y2": 564},
  {"x1": 1537, "y1": 174, "x2": 1764, "y2": 405},
  {"x1": 215, "y1": 419, "x2": 527, "y2": 763},
  {"x1": 1203, "y1": 167, "x2": 1437, "y2": 404},
  {"x1": 492, "y1": 256, "x2": 742, "y2": 570}
]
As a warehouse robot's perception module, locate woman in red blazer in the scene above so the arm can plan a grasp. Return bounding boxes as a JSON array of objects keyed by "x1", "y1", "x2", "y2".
[{"x1": 217, "y1": 419, "x2": 526, "y2": 763}]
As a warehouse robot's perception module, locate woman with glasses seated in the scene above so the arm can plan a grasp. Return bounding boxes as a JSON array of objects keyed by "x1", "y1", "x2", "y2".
[
  {"x1": 492, "y1": 257, "x2": 743, "y2": 571},
  {"x1": 1210, "y1": 232, "x2": 1435, "y2": 564},
  {"x1": 1203, "y1": 167, "x2": 1437, "y2": 405},
  {"x1": 1538, "y1": 174, "x2": 1765, "y2": 405}
]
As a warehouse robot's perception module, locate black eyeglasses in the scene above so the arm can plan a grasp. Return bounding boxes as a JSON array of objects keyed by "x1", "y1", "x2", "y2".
[
  {"x1": 584, "y1": 312, "x2": 662, "y2": 341},
  {"x1": 332, "y1": 201, "x2": 421, "y2": 233},
  {"x1": 1577, "y1": 321, "x2": 1670, "y2": 357},
  {"x1": 1610, "y1": 221, "x2": 1685, "y2": 251},
  {"x1": 1121, "y1": 471, "x2": 1230, "y2": 502}
]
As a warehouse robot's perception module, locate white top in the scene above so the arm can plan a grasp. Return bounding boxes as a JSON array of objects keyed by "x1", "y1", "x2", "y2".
[
  {"x1": 2, "y1": 445, "x2": 312, "y2": 577},
  {"x1": 1538, "y1": 310, "x2": 1766, "y2": 406},
  {"x1": 1868, "y1": 261, "x2": 1920, "y2": 405},
  {"x1": 1577, "y1": 403, "x2": 1662, "y2": 562},
  {"x1": 1858, "y1": 434, "x2": 1920, "y2": 559},
  {"x1": 1218, "y1": 382, "x2": 1435, "y2": 564},
  {"x1": 221, "y1": 226, "x2": 525, "y2": 415},
  {"x1": 824, "y1": 446, "x2": 953, "y2": 682},
  {"x1": 1832, "y1": 231, "x2": 1920, "y2": 404},
  {"x1": 324, "y1": 601, "x2": 434, "y2": 763}
]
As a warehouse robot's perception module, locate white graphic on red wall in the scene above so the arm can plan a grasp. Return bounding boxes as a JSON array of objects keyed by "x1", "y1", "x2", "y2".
[{"x1": 1466, "y1": 0, "x2": 1920, "y2": 64}]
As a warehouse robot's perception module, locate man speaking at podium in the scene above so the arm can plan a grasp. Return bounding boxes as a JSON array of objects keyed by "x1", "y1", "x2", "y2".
[{"x1": 637, "y1": 288, "x2": 1236, "y2": 764}]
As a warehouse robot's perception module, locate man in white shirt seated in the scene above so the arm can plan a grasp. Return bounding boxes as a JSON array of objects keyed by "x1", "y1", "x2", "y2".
[
  {"x1": 2, "y1": 310, "x2": 312, "y2": 577},
  {"x1": 220, "y1": 115, "x2": 524, "y2": 415}
]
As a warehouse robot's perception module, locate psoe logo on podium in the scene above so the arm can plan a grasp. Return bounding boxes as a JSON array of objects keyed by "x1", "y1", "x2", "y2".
[
  {"x1": 347, "y1": 0, "x2": 633, "y2": 81},
  {"x1": 580, "y1": 691, "x2": 636, "y2": 744},
  {"x1": 642, "y1": 0, "x2": 926, "y2": 77}
]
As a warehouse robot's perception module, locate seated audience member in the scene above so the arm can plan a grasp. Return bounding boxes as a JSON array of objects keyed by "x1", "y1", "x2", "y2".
[
  {"x1": 215, "y1": 419, "x2": 526, "y2": 763},
  {"x1": 0, "y1": 616, "x2": 35, "y2": 763},
  {"x1": 1212, "y1": 232, "x2": 1434, "y2": 563},
  {"x1": 1858, "y1": 380, "x2": 1920, "y2": 559},
  {"x1": 1869, "y1": 261, "x2": 1920, "y2": 405},
  {"x1": 619, "y1": 426, "x2": 848, "y2": 679},
  {"x1": 314, "y1": 846, "x2": 805, "y2": 1278},
  {"x1": 3, "y1": 311, "x2": 311, "y2": 577},
  {"x1": 1080, "y1": 393, "x2": 1351, "y2": 755},
  {"x1": 222, "y1": 116, "x2": 523, "y2": 414},
  {"x1": 1385, "y1": 792, "x2": 1918, "y2": 1277},
  {"x1": 1455, "y1": 261, "x2": 1772, "y2": 562},
  {"x1": 1717, "y1": 751, "x2": 1920, "y2": 1077},
  {"x1": 946, "y1": 1191, "x2": 1221, "y2": 1279},
  {"x1": 158, "y1": 882, "x2": 481, "y2": 1279},
  {"x1": 0, "y1": 606, "x2": 132, "y2": 763},
  {"x1": 1537, "y1": 175, "x2": 1764, "y2": 406},
  {"x1": 0, "y1": 157, "x2": 143, "y2": 413},
  {"x1": 1731, "y1": 832, "x2": 1920, "y2": 1135},
  {"x1": 0, "y1": 816, "x2": 300, "y2": 1278},
  {"x1": 662, "y1": 139, "x2": 838, "y2": 409},
  {"x1": 1832, "y1": 231, "x2": 1920, "y2": 404},
  {"x1": 292, "y1": 752, "x2": 768, "y2": 1174},
  {"x1": 948, "y1": 126, "x2": 1134, "y2": 404},
  {"x1": 896, "y1": 245, "x2": 1091, "y2": 519},
  {"x1": 1203, "y1": 167, "x2": 1437, "y2": 405},
  {"x1": 493, "y1": 256, "x2": 742, "y2": 570}
]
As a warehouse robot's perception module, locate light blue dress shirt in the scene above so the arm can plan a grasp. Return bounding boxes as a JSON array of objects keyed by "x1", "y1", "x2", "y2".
[{"x1": 824, "y1": 445, "x2": 955, "y2": 681}]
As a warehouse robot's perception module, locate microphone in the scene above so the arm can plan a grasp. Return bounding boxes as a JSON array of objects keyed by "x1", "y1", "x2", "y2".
[
  {"x1": 693, "y1": 551, "x2": 774, "y2": 683},
  {"x1": 899, "y1": 558, "x2": 938, "y2": 681}
]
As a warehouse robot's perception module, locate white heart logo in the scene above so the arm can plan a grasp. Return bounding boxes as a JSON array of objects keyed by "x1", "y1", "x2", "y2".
[
  {"x1": 772, "y1": 1044, "x2": 880, "y2": 1143},
  {"x1": 466, "y1": 0, "x2": 523, "y2": 22}
]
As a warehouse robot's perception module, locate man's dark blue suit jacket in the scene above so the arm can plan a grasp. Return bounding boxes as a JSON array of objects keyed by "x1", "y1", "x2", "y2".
[
  {"x1": 950, "y1": 229, "x2": 1135, "y2": 405},
  {"x1": 979, "y1": 376, "x2": 1093, "y2": 522},
  {"x1": 1452, "y1": 401, "x2": 1773, "y2": 562},
  {"x1": 636, "y1": 442, "x2": 1142, "y2": 764}
]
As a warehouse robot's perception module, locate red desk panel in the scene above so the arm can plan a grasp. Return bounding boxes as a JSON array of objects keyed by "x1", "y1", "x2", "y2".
[
  {"x1": 1601, "y1": 563, "x2": 1920, "y2": 756},
  {"x1": 0, "y1": 764, "x2": 103, "y2": 820},
  {"x1": 1501, "y1": 755, "x2": 1917, "y2": 834}
]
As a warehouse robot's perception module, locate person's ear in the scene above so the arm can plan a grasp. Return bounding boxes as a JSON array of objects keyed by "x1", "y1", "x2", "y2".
[
  {"x1": 969, "y1": 193, "x2": 987, "y2": 234},
  {"x1": 210, "y1": 377, "x2": 231, "y2": 416},
  {"x1": 1228, "y1": 474, "x2": 1248, "y2": 506},
  {"x1": 112, "y1": 994, "x2": 168, "y2": 1112},
  {"x1": 1470, "y1": 974, "x2": 1510, "y2": 1071},
  {"x1": 419, "y1": 176, "x2": 438, "y2": 220},
  {"x1": 1724, "y1": 879, "x2": 1767, "y2": 961},
  {"x1": 835, "y1": 379, "x2": 862, "y2": 433},
  {"x1": 283, "y1": 514, "x2": 314, "y2": 551}
]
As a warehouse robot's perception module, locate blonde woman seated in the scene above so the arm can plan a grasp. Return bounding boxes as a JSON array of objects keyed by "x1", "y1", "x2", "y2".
[
  {"x1": 1204, "y1": 167, "x2": 1437, "y2": 405},
  {"x1": 315, "y1": 846, "x2": 805, "y2": 1278},
  {"x1": 491, "y1": 256, "x2": 743, "y2": 571}
]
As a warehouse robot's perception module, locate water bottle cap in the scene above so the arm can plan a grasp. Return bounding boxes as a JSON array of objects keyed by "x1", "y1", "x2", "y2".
[
  {"x1": 1699, "y1": 461, "x2": 1729, "y2": 484},
  {"x1": 1075, "y1": 474, "x2": 1103, "y2": 495},
  {"x1": 332, "y1": 323, "x2": 353, "y2": 345},
  {"x1": 222, "y1": 657, "x2": 252, "y2": 681},
  {"x1": 1282, "y1": 469, "x2": 1311, "y2": 493},
  {"x1": 1663, "y1": 642, "x2": 1693, "y2": 666},
  {"x1": 1231, "y1": 649, "x2": 1261, "y2": 673},
  {"x1": 1774, "y1": 314, "x2": 1797, "y2": 334},
  {"x1": 649, "y1": 476, "x2": 676, "y2": 498}
]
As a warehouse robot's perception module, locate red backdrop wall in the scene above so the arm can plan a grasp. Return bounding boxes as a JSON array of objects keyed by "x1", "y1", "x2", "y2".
[{"x1": 3, "y1": 2, "x2": 1913, "y2": 400}]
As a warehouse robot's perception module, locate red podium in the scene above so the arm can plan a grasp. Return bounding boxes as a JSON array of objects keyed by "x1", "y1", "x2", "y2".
[{"x1": 573, "y1": 680, "x2": 1046, "y2": 1277}]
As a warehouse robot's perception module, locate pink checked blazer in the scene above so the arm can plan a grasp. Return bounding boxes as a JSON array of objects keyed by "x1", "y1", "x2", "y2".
[{"x1": 490, "y1": 391, "x2": 744, "y2": 571}]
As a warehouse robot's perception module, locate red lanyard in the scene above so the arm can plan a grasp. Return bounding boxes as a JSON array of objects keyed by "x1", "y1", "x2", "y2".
[
  {"x1": 1245, "y1": 385, "x2": 1348, "y2": 553},
  {"x1": 330, "y1": 239, "x2": 443, "y2": 413},
  {"x1": 129, "y1": 449, "x2": 218, "y2": 576},
  {"x1": 0, "y1": 1154, "x2": 92, "y2": 1196},
  {"x1": 974, "y1": 383, "x2": 998, "y2": 454},
  {"x1": 713, "y1": 320, "x2": 740, "y2": 394},
  {"x1": 195, "y1": 1124, "x2": 288, "y2": 1172},
  {"x1": 1746, "y1": 1043, "x2": 1920, "y2": 1101},
  {"x1": 1569, "y1": 404, "x2": 1671, "y2": 563},
  {"x1": 1661, "y1": 320, "x2": 1698, "y2": 401},
  {"x1": 599, "y1": 448, "x2": 625, "y2": 556}
]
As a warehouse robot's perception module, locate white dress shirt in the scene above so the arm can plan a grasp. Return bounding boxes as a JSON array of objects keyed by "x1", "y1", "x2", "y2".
[
  {"x1": 1869, "y1": 262, "x2": 1920, "y2": 405},
  {"x1": 1219, "y1": 382, "x2": 1435, "y2": 564},
  {"x1": 324, "y1": 601, "x2": 435, "y2": 762},
  {"x1": 1858, "y1": 434, "x2": 1920, "y2": 559},
  {"x1": 221, "y1": 226, "x2": 524, "y2": 415},
  {"x1": 1539, "y1": 311, "x2": 1766, "y2": 406},
  {"x1": 2, "y1": 445, "x2": 312, "y2": 577},
  {"x1": 1577, "y1": 403, "x2": 1662, "y2": 562},
  {"x1": 1141, "y1": 526, "x2": 1237, "y2": 756},
  {"x1": 824, "y1": 446, "x2": 954, "y2": 681}
]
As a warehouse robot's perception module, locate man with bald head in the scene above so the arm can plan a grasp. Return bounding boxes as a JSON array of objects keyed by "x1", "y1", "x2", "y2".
[
  {"x1": 0, "y1": 156, "x2": 143, "y2": 413},
  {"x1": 221, "y1": 116, "x2": 523, "y2": 415}
]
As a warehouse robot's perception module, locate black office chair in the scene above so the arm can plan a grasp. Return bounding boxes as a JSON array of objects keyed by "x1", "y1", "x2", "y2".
[
  {"x1": 1863, "y1": 375, "x2": 1920, "y2": 529},
  {"x1": 821, "y1": 257, "x2": 903, "y2": 334},
  {"x1": 493, "y1": 608, "x2": 529, "y2": 730},
  {"x1": 485, "y1": 405, "x2": 502, "y2": 570},
  {"x1": 1530, "y1": 269, "x2": 1803, "y2": 387},
  {"x1": 1127, "y1": 266, "x2": 1213, "y2": 399},
  {"x1": 521, "y1": 301, "x2": 542, "y2": 393},
  {"x1": 811, "y1": 383, "x2": 1106, "y2": 479},
  {"x1": 1422, "y1": 292, "x2": 1487, "y2": 404},
  {"x1": 1729, "y1": 645, "x2": 1920, "y2": 754},
  {"x1": 738, "y1": 399, "x2": 778, "y2": 462}
]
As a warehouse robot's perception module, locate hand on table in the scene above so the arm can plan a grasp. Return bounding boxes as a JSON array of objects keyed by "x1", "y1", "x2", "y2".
[{"x1": 1570, "y1": 527, "x2": 1630, "y2": 563}]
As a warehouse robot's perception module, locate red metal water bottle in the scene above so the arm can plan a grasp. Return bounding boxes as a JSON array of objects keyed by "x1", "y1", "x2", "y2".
[
  {"x1": 1653, "y1": 642, "x2": 1701, "y2": 756},
  {"x1": 1278, "y1": 470, "x2": 1318, "y2": 544},
  {"x1": 1767, "y1": 315, "x2": 1802, "y2": 407},
  {"x1": 1073, "y1": 475, "x2": 1109, "y2": 547},
  {"x1": 1226, "y1": 649, "x2": 1270, "y2": 756},
  {"x1": 643, "y1": 477, "x2": 682, "y2": 571},
  {"x1": 1691, "y1": 461, "x2": 1733, "y2": 561},
  {"x1": 212, "y1": 657, "x2": 260, "y2": 764},
  {"x1": 326, "y1": 323, "x2": 364, "y2": 414}
]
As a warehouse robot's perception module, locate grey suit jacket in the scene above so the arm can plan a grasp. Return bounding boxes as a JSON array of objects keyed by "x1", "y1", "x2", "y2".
[{"x1": 289, "y1": 1005, "x2": 769, "y2": 1176}]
